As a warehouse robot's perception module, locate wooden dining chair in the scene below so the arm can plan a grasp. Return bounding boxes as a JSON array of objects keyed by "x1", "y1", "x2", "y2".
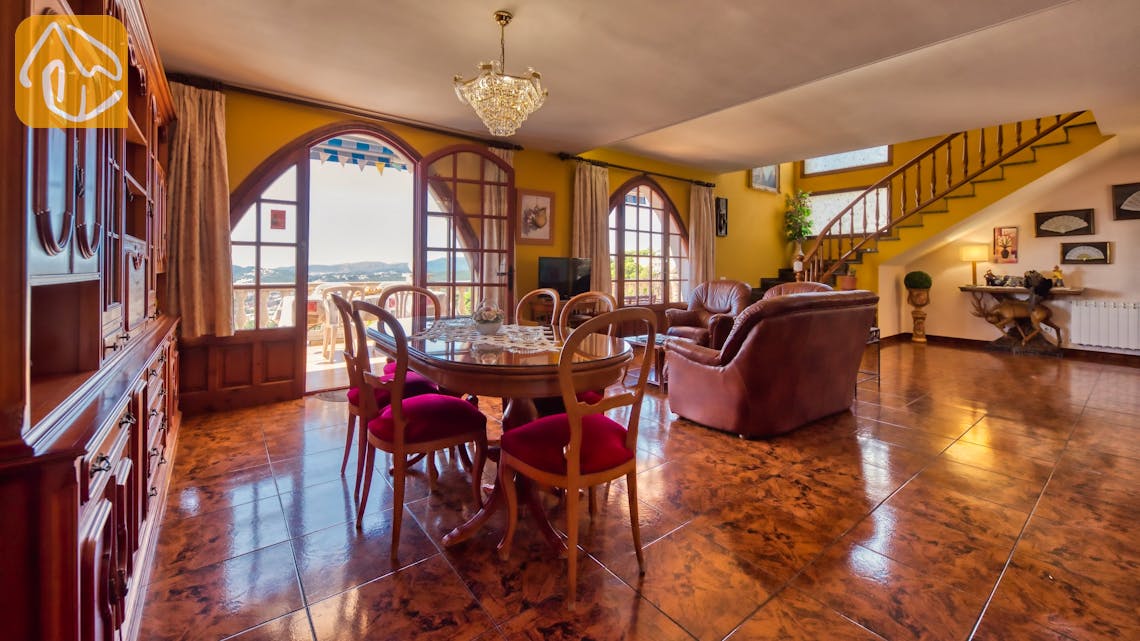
[
  {"x1": 556, "y1": 291, "x2": 617, "y2": 341},
  {"x1": 497, "y1": 307, "x2": 655, "y2": 608},
  {"x1": 330, "y1": 294, "x2": 437, "y2": 499},
  {"x1": 514, "y1": 287, "x2": 560, "y2": 328},
  {"x1": 350, "y1": 300, "x2": 488, "y2": 560}
]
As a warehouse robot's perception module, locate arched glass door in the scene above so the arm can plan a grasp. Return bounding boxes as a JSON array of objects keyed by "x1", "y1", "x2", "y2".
[{"x1": 418, "y1": 146, "x2": 514, "y2": 317}]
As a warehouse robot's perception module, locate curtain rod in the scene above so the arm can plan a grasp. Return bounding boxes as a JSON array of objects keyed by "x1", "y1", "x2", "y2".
[
  {"x1": 557, "y1": 152, "x2": 715, "y2": 188},
  {"x1": 166, "y1": 72, "x2": 522, "y2": 151}
]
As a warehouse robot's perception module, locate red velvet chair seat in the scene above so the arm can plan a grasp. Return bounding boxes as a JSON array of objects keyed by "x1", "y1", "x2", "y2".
[
  {"x1": 501, "y1": 413, "x2": 634, "y2": 475},
  {"x1": 347, "y1": 373, "x2": 436, "y2": 406},
  {"x1": 368, "y1": 394, "x2": 487, "y2": 443}
]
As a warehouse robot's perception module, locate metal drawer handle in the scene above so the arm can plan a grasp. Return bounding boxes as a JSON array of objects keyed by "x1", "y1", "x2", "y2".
[
  {"x1": 149, "y1": 447, "x2": 159, "y2": 458},
  {"x1": 89, "y1": 454, "x2": 112, "y2": 477},
  {"x1": 148, "y1": 487, "x2": 158, "y2": 497},
  {"x1": 120, "y1": 412, "x2": 136, "y2": 427},
  {"x1": 150, "y1": 408, "x2": 158, "y2": 419}
]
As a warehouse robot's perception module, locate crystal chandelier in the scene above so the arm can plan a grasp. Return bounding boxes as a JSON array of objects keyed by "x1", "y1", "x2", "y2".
[{"x1": 454, "y1": 10, "x2": 547, "y2": 137}]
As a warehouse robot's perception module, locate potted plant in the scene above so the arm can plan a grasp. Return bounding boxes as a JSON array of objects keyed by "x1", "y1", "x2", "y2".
[
  {"x1": 904, "y1": 270, "x2": 932, "y2": 342},
  {"x1": 784, "y1": 190, "x2": 813, "y2": 257}
]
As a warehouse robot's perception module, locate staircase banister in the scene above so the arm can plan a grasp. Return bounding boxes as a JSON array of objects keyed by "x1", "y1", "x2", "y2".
[{"x1": 802, "y1": 111, "x2": 1086, "y2": 283}]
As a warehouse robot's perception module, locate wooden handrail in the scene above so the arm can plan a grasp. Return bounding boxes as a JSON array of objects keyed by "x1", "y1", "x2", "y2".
[{"x1": 803, "y1": 112, "x2": 1087, "y2": 283}]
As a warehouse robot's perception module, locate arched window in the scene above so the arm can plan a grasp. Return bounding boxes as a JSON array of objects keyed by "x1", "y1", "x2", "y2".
[{"x1": 608, "y1": 178, "x2": 690, "y2": 305}]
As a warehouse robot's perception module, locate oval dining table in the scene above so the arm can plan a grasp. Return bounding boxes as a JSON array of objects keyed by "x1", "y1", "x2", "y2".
[{"x1": 366, "y1": 319, "x2": 633, "y2": 551}]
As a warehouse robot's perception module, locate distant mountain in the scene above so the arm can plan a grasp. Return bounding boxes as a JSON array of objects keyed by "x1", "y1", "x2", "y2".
[
  {"x1": 309, "y1": 260, "x2": 409, "y2": 274},
  {"x1": 426, "y1": 257, "x2": 472, "y2": 280}
]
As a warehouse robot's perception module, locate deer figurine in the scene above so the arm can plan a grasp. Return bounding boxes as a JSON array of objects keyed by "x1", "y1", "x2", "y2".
[{"x1": 969, "y1": 296, "x2": 1062, "y2": 346}]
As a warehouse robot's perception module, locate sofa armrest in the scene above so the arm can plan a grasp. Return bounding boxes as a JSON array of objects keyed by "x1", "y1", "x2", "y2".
[
  {"x1": 665, "y1": 338, "x2": 722, "y2": 366},
  {"x1": 664, "y1": 308, "x2": 701, "y2": 328},
  {"x1": 706, "y1": 313, "x2": 736, "y2": 349}
]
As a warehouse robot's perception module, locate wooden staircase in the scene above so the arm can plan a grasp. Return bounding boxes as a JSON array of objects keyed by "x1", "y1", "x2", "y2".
[{"x1": 802, "y1": 112, "x2": 1108, "y2": 288}]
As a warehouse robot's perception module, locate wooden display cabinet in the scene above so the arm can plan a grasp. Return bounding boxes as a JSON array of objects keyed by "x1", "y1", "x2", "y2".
[{"x1": 1, "y1": 1, "x2": 179, "y2": 641}]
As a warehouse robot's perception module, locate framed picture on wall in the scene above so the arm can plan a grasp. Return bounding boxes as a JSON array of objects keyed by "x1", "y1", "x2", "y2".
[
  {"x1": 1111, "y1": 182, "x2": 1140, "y2": 220},
  {"x1": 1061, "y1": 241, "x2": 1111, "y2": 265},
  {"x1": 993, "y1": 226, "x2": 1018, "y2": 263},
  {"x1": 748, "y1": 164, "x2": 779, "y2": 192},
  {"x1": 517, "y1": 189, "x2": 554, "y2": 245},
  {"x1": 1034, "y1": 209, "x2": 1094, "y2": 236}
]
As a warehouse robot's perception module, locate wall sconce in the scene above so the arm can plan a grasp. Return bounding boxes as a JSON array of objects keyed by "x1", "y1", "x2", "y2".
[{"x1": 959, "y1": 244, "x2": 989, "y2": 285}]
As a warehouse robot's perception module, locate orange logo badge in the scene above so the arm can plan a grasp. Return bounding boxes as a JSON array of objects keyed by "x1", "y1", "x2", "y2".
[{"x1": 15, "y1": 15, "x2": 127, "y2": 128}]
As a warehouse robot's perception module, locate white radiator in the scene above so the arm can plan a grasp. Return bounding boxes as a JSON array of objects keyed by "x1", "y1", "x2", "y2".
[{"x1": 1071, "y1": 300, "x2": 1140, "y2": 349}]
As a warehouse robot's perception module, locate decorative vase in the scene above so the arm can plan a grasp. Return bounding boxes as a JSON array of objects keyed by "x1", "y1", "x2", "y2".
[
  {"x1": 472, "y1": 299, "x2": 504, "y2": 335},
  {"x1": 906, "y1": 288, "x2": 930, "y2": 342},
  {"x1": 474, "y1": 321, "x2": 502, "y2": 335}
]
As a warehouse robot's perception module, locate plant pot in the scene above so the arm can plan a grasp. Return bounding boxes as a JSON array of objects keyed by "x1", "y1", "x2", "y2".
[
  {"x1": 906, "y1": 288, "x2": 930, "y2": 307},
  {"x1": 906, "y1": 287, "x2": 930, "y2": 342},
  {"x1": 835, "y1": 274, "x2": 857, "y2": 290}
]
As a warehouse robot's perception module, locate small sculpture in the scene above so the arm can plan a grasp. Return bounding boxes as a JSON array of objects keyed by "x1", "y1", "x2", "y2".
[
  {"x1": 1051, "y1": 265, "x2": 1065, "y2": 288},
  {"x1": 983, "y1": 269, "x2": 999, "y2": 286},
  {"x1": 792, "y1": 253, "x2": 805, "y2": 282}
]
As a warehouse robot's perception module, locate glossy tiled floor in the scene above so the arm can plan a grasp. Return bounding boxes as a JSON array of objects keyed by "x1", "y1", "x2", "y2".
[{"x1": 141, "y1": 343, "x2": 1140, "y2": 640}]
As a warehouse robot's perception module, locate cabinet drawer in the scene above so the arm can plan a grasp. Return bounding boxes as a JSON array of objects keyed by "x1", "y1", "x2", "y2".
[{"x1": 80, "y1": 409, "x2": 134, "y2": 508}]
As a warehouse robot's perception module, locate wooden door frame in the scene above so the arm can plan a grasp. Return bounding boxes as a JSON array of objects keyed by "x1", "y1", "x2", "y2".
[
  {"x1": 179, "y1": 121, "x2": 420, "y2": 414},
  {"x1": 416, "y1": 144, "x2": 516, "y2": 316}
]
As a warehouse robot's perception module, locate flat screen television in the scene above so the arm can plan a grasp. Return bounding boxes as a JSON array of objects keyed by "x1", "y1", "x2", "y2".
[{"x1": 537, "y1": 257, "x2": 591, "y2": 300}]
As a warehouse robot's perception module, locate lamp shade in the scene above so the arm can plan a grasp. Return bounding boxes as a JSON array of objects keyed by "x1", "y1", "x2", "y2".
[{"x1": 959, "y1": 244, "x2": 989, "y2": 262}]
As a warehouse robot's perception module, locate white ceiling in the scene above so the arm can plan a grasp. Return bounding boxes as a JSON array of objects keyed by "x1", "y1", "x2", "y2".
[{"x1": 141, "y1": 0, "x2": 1140, "y2": 173}]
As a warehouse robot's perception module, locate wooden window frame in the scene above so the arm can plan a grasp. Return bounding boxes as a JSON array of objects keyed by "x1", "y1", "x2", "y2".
[
  {"x1": 607, "y1": 176, "x2": 689, "y2": 307},
  {"x1": 799, "y1": 145, "x2": 893, "y2": 178}
]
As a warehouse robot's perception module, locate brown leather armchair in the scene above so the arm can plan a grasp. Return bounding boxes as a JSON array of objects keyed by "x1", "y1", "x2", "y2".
[
  {"x1": 664, "y1": 280, "x2": 751, "y2": 348},
  {"x1": 665, "y1": 290, "x2": 878, "y2": 438}
]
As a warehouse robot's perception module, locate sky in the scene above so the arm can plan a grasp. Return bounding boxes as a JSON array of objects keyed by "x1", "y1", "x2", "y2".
[{"x1": 307, "y1": 158, "x2": 414, "y2": 267}]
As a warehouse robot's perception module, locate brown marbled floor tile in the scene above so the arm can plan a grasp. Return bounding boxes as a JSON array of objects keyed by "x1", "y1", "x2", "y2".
[
  {"x1": 140, "y1": 542, "x2": 304, "y2": 641},
  {"x1": 726, "y1": 588, "x2": 887, "y2": 641},
  {"x1": 883, "y1": 477, "x2": 1029, "y2": 544},
  {"x1": 964, "y1": 413, "x2": 1076, "y2": 442},
  {"x1": 634, "y1": 457, "x2": 758, "y2": 522},
  {"x1": 446, "y1": 520, "x2": 576, "y2": 623},
  {"x1": 150, "y1": 495, "x2": 291, "y2": 583},
  {"x1": 292, "y1": 507, "x2": 438, "y2": 603},
  {"x1": 279, "y1": 475, "x2": 395, "y2": 538},
  {"x1": 941, "y1": 440, "x2": 1055, "y2": 484},
  {"x1": 959, "y1": 419, "x2": 1069, "y2": 461},
  {"x1": 264, "y1": 422, "x2": 349, "y2": 461},
  {"x1": 1053, "y1": 446, "x2": 1140, "y2": 484},
  {"x1": 1017, "y1": 514, "x2": 1139, "y2": 591},
  {"x1": 221, "y1": 608, "x2": 314, "y2": 641},
  {"x1": 729, "y1": 469, "x2": 875, "y2": 540},
  {"x1": 307, "y1": 555, "x2": 495, "y2": 641},
  {"x1": 607, "y1": 525, "x2": 783, "y2": 641},
  {"x1": 790, "y1": 540, "x2": 984, "y2": 641},
  {"x1": 497, "y1": 562, "x2": 693, "y2": 641},
  {"x1": 971, "y1": 607, "x2": 1081, "y2": 641},
  {"x1": 271, "y1": 446, "x2": 367, "y2": 495},
  {"x1": 1068, "y1": 420, "x2": 1140, "y2": 460},
  {"x1": 690, "y1": 501, "x2": 834, "y2": 583},
  {"x1": 908, "y1": 457, "x2": 1044, "y2": 512},
  {"x1": 1032, "y1": 485, "x2": 1140, "y2": 532},
  {"x1": 1079, "y1": 406, "x2": 1140, "y2": 430},
  {"x1": 165, "y1": 463, "x2": 279, "y2": 522},
  {"x1": 172, "y1": 438, "x2": 271, "y2": 484},
  {"x1": 985, "y1": 550, "x2": 1140, "y2": 640},
  {"x1": 1045, "y1": 459, "x2": 1140, "y2": 508},
  {"x1": 852, "y1": 387, "x2": 919, "y2": 410},
  {"x1": 842, "y1": 503, "x2": 1009, "y2": 594},
  {"x1": 852, "y1": 417, "x2": 956, "y2": 455}
]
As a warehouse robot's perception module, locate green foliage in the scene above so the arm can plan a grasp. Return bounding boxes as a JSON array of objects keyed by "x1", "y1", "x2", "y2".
[
  {"x1": 904, "y1": 270, "x2": 933, "y2": 289},
  {"x1": 784, "y1": 190, "x2": 813, "y2": 242}
]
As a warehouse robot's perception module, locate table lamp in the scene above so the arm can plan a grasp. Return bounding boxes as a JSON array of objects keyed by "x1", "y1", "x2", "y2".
[{"x1": 959, "y1": 244, "x2": 989, "y2": 285}]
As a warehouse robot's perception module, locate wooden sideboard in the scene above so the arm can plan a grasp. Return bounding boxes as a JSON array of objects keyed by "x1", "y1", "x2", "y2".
[{"x1": 1, "y1": 2, "x2": 179, "y2": 640}]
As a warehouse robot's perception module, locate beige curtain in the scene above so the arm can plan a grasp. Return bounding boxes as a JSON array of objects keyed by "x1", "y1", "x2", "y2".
[
  {"x1": 572, "y1": 161, "x2": 611, "y2": 294},
  {"x1": 167, "y1": 82, "x2": 234, "y2": 338},
  {"x1": 688, "y1": 184, "x2": 715, "y2": 290}
]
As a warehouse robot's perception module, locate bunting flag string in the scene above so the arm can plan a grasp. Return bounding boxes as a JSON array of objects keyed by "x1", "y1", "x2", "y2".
[{"x1": 309, "y1": 134, "x2": 410, "y2": 172}]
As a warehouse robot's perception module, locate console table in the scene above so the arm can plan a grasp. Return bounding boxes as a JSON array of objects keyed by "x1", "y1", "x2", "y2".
[{"x1": 959, "y1": 285, "x2": 1083, "y2": 355}]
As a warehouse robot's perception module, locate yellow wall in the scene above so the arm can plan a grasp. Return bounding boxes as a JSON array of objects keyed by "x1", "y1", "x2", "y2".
[{"x1": 224, "y1": 90, "x2": 793, "y2": 299}]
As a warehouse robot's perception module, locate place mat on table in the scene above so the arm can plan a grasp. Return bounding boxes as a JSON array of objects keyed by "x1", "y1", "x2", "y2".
[{"x1": 414, "y1": 320, "x2": 561, "y2": 354}]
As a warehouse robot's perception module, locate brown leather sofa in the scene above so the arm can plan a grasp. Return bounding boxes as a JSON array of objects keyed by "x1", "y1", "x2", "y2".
[
  {"x1": 665, "y1": 290, "x2": 878, "y2": 437},
  {"x1": 762, "y1": 281, "x2": 833, "y2": 299},
  {"x1": 664, "y1": 280, "x2": 751, "y2": 349}
]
